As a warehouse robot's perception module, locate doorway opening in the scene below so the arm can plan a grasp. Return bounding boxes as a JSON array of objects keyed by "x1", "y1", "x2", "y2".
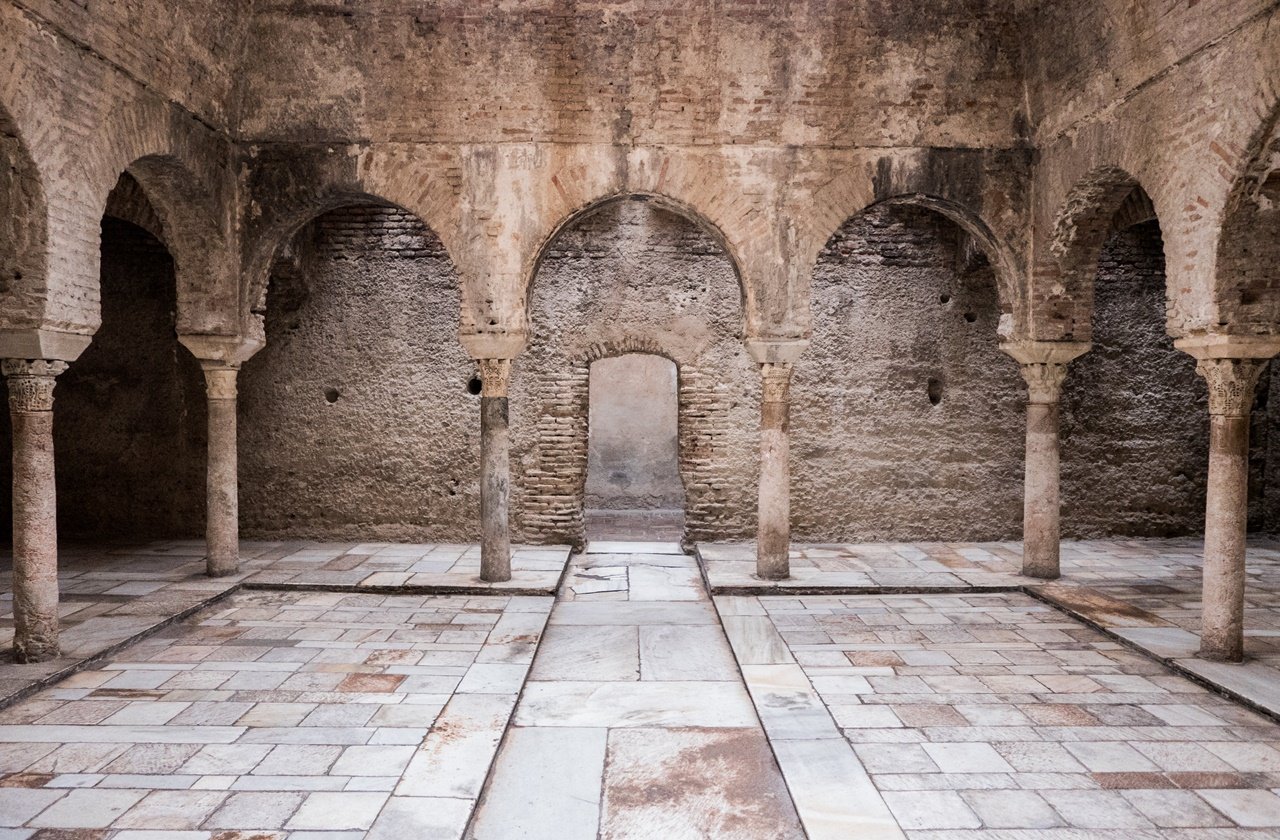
[{"x1": 584, "y1": 353, "x2": 684, "y2": 541}]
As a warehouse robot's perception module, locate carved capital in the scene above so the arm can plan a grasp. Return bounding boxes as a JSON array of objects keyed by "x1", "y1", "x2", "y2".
[
  {"x1": 200, "y1": 362, "x2": 240, "y2": 401},
  {"x1": 2, "y1": 359, "x2": 68, "y2": 412},
  {"x1": 760, "y1": 362, "x2": 794, "y2": 404},
  {"x1": 1019, "y1": 362, "x2": 1070, "y2": 405},
  {"x1": 1196, "y1": 357, "x2": 1267, "y2": 416},
  {"x1": 478, "y1": 358, "x2": 511, "y2": 398}
]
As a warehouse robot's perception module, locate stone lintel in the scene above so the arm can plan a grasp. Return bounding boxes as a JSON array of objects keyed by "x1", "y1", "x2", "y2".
[
  {"x1": 999, "y1": 340, "x2": 1091, "y2": 366},
  {"x1": 460, "y1": 331, "x2": 529, "y2": 360},
  {"x1": 0, "y1": 329, "x2": 92, "y2": 363},
  {"x1": 179, "y1": 333, "x2": 266, "y2": 366},
  {"x1": 1174, "y1": 333, "x2": 1280, "y2": 361},
  {"x1": 745, "y1": 337, "x2": 809, "y2": 365}
]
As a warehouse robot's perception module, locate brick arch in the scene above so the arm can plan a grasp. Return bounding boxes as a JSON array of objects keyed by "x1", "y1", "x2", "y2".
[
  {"x1": 811, "y1": 193, "x2": 1021, "y2": 323},
  {"x1": 525, "y1": 191, "x2": 749, "y2": 334},
  {"x1": 71, "y1": 99, "x2": 240, "y2": 336},
  {"x1": 1038, "y1": 167, "x2": 1165, "y2": 343},
  {"x1": 1214, "y1": 95, "x2": 1280, "y2": 335},
  {"x1": 117, "y1": 155, "x2": 234, "y2": 335},
  {"x1": 0, "y1": 97, "x2": 49, "y2": 333},
  {"x1": 242, "y1": 190, "x2": 464, "y2": 340}
]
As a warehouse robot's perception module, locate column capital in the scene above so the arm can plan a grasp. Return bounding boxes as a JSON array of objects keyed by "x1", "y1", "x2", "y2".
[
  {"x1": 1018, "y1": 362, "x2": 1071, "y2": 404},
  {"x1": 1195, "y1": 357, "x2": 1268, "y2": 417},
  {"x1": 477, "y1": 358, "x2": 512, "y2": 398},
  {"x1": 2, "y1": 359, "x2": 69, "y2": 412},
  {"x1": 199, "y1": 362, "x2": 240, "y2": 401},
  {"x1": 759, "y1": 361, "x2": 794, "y2": 403}
]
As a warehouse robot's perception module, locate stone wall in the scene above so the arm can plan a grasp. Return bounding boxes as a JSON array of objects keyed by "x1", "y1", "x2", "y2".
[
  {"x1": 794, "y1": 204, "x2": 1025, "y2": 541},
  {"x1": 237, "y1": 205, "x2": 477, "y2": 542},
  {"x1": 1060, "y1": 221, "x2": 1211, "y2": 537}
]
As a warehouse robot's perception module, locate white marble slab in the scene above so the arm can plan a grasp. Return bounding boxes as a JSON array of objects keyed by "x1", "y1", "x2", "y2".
[
  {"x1": 396, "y1": 693, "x2": 517, "y2": 798},
  {"x1": 466, "y1": 727, "x2": 606, "y2": 840},
  {"x1": 638, "y1": 625, "x2": 739, "y2": 681},
  {"x1": 512, "y1": 681, "x2": 757, "y2": 728},
  {"x1": 549, "y1": 601, "x2": 718, "y2": 626},
  {"x1": 771, "y1": 738, "x2": 906, "y2": 840},
  {"x1": 530, "y1": 625, "x2": 640, "y2": 682},
  {"x1": 721, "y1": 615, "x2": 796, "y2": 665}
]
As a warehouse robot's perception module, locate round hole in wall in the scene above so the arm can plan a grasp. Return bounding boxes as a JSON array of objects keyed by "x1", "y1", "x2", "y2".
[
  {"x1": 323, "y1": 387, "x2": 340, "y2": 404},
  {"x1": 963, "y1": 312, "x2": 977, "y2": 323},
  {"x1": 927, "y1": 378, "x2": 942, "y2": 406},
  {"x1": 939, "y1": 293, "x2": 950, "y2": 304},
  {"x1": 467, "y1": 376, "x2": 483, "y2": 396}
]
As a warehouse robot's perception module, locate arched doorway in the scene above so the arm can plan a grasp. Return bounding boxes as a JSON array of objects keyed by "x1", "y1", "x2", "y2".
[{"x1": 584, "y1": 353, "x2": 683, "y2": 540}]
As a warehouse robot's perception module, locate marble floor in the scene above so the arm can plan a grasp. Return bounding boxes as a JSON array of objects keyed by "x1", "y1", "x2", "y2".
[
  {"x1": 0, "y1": 541, "x2": 571, "y2": 705},
  {"x1": 3, "y1": 537, "x2": 1280, "y2": 836}
]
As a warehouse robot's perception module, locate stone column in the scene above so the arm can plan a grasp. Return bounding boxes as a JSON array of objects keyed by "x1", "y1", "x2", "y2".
[
  {"x1": 200, "y1": 362, "x2": 242, "y2": 577},
  {"x1": 1193, "y1": 356, "x2": 1267, "y2": 661},
  {"x1": 478, "y1": 358, "x2": 512, "y2": 582},
  {"x1": 746, "y1": 337, "x2": 807, "y2": 580},
  {"x1": 1174, "y1": 335, "x2": 1280, "y2": 662},
  {"x1": 757, "y1": 362, "x2": 794, "y2": 580},
  {"x1": 179, "y1": 335, "x2": 264, "y2": 579},
  {"x1": 1001, "y1": 341, "x2": 1090, "y2": 580},
  {"x1": 3, "y1": 359, "x2": 68, "y2": 662}
]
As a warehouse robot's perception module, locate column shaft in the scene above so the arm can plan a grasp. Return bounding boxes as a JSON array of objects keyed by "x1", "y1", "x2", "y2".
[
  {"x1": 1017, "y1": 361, "x2": 1071, "y2": 580},
  {"x1": 1194, "y1": 357, "x2": 1266, "y2": 662},
  {"x1": 4, "y1": 359, "x2": 67, "y2": 662},
  {"x1": 1201, "y1": 413, "x2": 1250, "y2": 661},
  {"x1": 202, "y1": 365, "x2": 241, "y2": 577},
  {"x1": 1023, "y1": 400, "x2": 1061, "y2": 579},
  {"x1": 757, "y1": 363, "x2": 793, "y2": 580},
  {"x1": 479, "y1": 359, "x2": 512, "y2": 582}
]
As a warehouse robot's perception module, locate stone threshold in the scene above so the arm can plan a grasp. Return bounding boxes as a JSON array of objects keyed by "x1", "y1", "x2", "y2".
[{"x1": 1, "y1": 547, "x2": 574, "y2": 712}]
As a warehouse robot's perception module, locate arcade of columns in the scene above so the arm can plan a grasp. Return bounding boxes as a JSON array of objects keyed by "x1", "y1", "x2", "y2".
[{"x1": 1, "y1": 251, "x2": 1273, "y2": 667}]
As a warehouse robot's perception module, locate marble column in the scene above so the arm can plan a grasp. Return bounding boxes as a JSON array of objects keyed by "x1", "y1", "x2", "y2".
[
  {"x1": 3, "y1": 359, "x2": 68, "y2": 662},
  {"x1": 757, "y1": 362, "x2": 794, "y2": 580},
  {"x1": 1192, "y1": 356, "x2": 1267, "y2": 661},
  {"x1": 200, "y1": 362, "x2": 242, "y2": 577},
  {"x1": 746, "y1": 337, "x2": 807, "y2": 581},
  {"x1": 479, "y1": 358, "x2": 512, "y2": 582},
  {"x1": 1001, "y1": 341, "x2": 1090, "y2": 580},
  {"x1": 179, "y1": 335, "x2": 264, "y2": 579}
]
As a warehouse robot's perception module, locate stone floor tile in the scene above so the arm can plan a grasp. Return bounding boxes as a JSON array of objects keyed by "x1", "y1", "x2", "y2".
[
  {"x1": 513, "y1": 681, "x2": 757, "y2": 728},
  {"x1": 367, "y1": 795, "x2": 473, "y2": 840},
  {"x1": 0, "y1": 788, "x2": 63, "y2": 827},
  {"x1": 881, "y1": 790, "x2": 981, "y2": 829},
  {"x1": 638, "y1": 625, "x2": 739, "y2": 681},
  {"x1": 1198, "y1": 788, "x2": 1280, "y2": 827},
  {"x1": 285, "y1": 790, "x2": 390, "y2": 830},
  {"x1": 466, "y1": 727, "x2": 606, "y2": 840},
  {"x1": 112, "y1": 789, "x2": 228, "y2": 829},
  {"x1": 961, "y1": 788, "x2": 1063, "y2": 828},
  {"x1": 396, "y1": 693, "x2": 516, "y2": 799},
  {"x1": 27, "y1": 787, "x2": 146, "y2": 828},
  {"x1": 1121, "y1": 788, "x2": 1234, "y2": 827},
  {"x1": 770, "y1": 737, "x2": 904, "y2": 840},
  {"x1": 331, "y1": 745, "x2": 416, "y2": 777},
  {"x1": 202, "y1": 790, "x2": 306, "y2": 829},
  {"x1": 921, "y1": 742, "x2": 1016, "y2": 773},
  {"x1": 1039, "y1": 789, "x2": 1156, "y2": 828}
]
